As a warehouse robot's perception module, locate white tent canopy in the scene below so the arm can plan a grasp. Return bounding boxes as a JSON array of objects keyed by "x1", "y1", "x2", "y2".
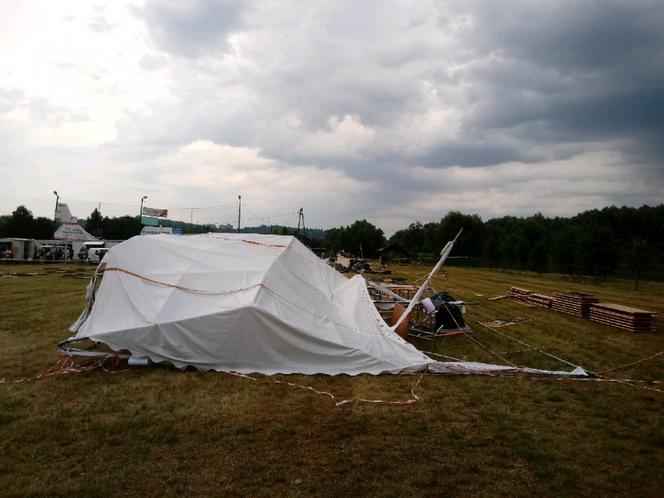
[
  {"x1": 67, "y1": 233, "x2": 435, "y2": 375},
  {"x1": 63, "y1": 233, "x2": 587, "y2": 378}
]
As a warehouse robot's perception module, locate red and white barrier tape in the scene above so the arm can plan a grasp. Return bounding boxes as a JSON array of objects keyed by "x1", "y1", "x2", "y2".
[
  {"x1": 4, "y1": 356, "x2": 660, "y2": 399},
  {"x1": 226, "y1": 371, "x2": 423, "y2": 407},
  {"x1": 600, "y1": 350, "x2": 664, "y2": 375},
  {"x1": 0, "y1": 355, "x2": 130, "y2": 385}
]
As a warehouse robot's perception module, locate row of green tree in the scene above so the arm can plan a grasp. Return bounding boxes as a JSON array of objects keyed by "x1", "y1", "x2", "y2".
[
  {"x1": 0, "y1": 206, "x2": 323, "y2": 241},
  {"x1": 0, "y1": 206, "x2": 224, "y2": 241},
  {"x1": 84, "y1": 208, "x2": 220, "y2": 239},
  {"x1": 382, "y1": 205, "x2": 663, "y2": 281},
  {"x1": 3, "y1": 203, "x2": 662, "y2": 281},
  {"x1": 0, "y1": 206, "x2": 56, "y2": 239},
  {"x1": 319, "y1": 206, "x2": 663, "y2": 282}
]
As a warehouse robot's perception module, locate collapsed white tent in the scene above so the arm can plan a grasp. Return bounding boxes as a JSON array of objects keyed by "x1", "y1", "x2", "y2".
[{"x1": 61, "y1": 233, "x2": 587, "y2": 377}]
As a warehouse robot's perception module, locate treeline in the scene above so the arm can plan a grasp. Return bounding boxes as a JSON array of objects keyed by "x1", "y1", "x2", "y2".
[
  {"x1": 4, "y1": 203, "x2": 663, "y2": 281},
  {"x1": 386, "y1": 206, "x2": 664, "y2": 281},
  {"x1": 0, "y1": 206, "x2": 226, "y2": 240},
  {"x1": 0, "y1": 205, "x2": 324, "y2": 242},
  {"x1": 323, "y1": 220, "x2": 386, "y2": 258},
  {"x1": 0, "y1": 206, "x2": 56, "y2": 239},
  {"x1": 84, "y1": 208, "x2": 220, "y2": 239}
]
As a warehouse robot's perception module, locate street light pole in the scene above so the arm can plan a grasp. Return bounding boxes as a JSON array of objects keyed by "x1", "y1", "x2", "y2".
[
  {"x1": 140, "y1": 195, "x2": 148, "y2": 224},
  {"x1": 53, "y1": 190, "x2": 59, "y2": 222},
  {"x1": 237, "y1": 195, "x2": 241, "y2": 233}
]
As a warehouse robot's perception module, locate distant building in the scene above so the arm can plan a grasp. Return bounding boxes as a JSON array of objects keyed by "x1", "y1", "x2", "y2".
[{"x1": 0, "y1": 238, "x2": 34, "y2": 261}]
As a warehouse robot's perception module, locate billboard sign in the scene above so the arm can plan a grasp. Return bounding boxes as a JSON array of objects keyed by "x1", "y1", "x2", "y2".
[
  {"x1": 142, "y1": 206, "x2": 168, "y2": 218},
  {"x1": 141, "y1": 216, "x2": 160, "y2": 226}
]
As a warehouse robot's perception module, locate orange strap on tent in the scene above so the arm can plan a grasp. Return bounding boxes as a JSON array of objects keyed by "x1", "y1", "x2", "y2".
[
  {"x1": 103, "y1": 267, "x2": 262, "y2": 295},
  {"x1": 241, "y1": 239, "x2": 287, "y2": 248},
  {"x1": 103, "y1": 266, "x2": 380, "y2": 336}
]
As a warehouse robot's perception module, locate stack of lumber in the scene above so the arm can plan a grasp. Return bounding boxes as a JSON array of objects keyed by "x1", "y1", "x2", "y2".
[
  {"x1": 510, "y1": 287, "x2": 532, "y2": 301},
  {"x1": 590, "y1": 303, "x2": 657, "y2": 332},
  {"x1": 552, "y1": 292, "x2": 599, "y2": 318},
  {"x1": 527, "y1": 293, "x2": 553, "y2": 308}
]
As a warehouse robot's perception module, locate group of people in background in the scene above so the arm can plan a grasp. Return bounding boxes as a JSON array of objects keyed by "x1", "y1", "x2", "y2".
[{"x1": 33, "y1": 246, "x2": 74, "y2": 261}]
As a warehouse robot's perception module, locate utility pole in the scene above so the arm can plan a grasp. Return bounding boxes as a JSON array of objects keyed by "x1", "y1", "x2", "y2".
[
  {"x1": 237, "y1": 195, "x2": 242, "y2": 233},
  {"x1": 297, "y1": 207, "x2": 306, "y2": 237}
]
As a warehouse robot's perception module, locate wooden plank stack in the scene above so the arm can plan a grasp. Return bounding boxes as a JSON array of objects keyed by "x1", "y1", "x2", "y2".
[
  {"x1": 590, "y1": 303, "x2": 657, "y2": 332},
  {"x1": 552, "y1": 292, "x2": 599, "y2": 318},
  {"x1": 527, "y1": 293, "x2": 553, "y2": 309},
  {"x1": 510, "y1": 287, "x2": 532, "y2": 301}
]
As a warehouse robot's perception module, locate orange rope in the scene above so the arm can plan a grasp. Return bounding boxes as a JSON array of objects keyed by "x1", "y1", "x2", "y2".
[
  {"x1": 241, "y1": 239, "x2": 287, "y2": 248},
  {"x1": 104, "y1": 267, "x2": 262, "y2": 295}
]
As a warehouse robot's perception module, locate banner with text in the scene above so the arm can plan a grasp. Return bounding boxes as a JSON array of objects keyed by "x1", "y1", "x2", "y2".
[
  {"x1": 142, "y1": 206, "x2": 168, "y2": 218},
  {"x1": 54, "y1": 222, "x2": 96, "y2": 241}
]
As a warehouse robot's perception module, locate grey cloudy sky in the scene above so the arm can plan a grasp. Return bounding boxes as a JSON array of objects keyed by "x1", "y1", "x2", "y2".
[{"x1": 1, "y1": 0, "x2": 663, "y2": 233}]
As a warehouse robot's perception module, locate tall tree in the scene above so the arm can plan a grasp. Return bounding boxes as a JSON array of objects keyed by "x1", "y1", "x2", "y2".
[
  {"x1": 323, "y1": 220, "x2": 386, "y2": 258},
  {"x1": 85, "y1": 208, "x2": 104, "y2": 238},
  {"x1": 5, "y1": 205, "x2": 35, "y2": 238}
]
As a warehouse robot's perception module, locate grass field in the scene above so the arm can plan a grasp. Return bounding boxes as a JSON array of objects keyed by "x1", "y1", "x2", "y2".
[{"x1": 1, "y1": 263, "x2": 663, "y2": 497}]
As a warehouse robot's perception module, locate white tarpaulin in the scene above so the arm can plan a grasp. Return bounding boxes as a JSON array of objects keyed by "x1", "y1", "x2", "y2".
[
  {"x1": 68, "y1": 233, "x2": 434, "y2": 375},
  {"x1": 64, "y1": 233, "x2": 587, "y2": 377}
]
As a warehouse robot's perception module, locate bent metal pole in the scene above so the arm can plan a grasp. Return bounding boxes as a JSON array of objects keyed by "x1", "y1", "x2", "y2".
[{"x1": 390, "y1": 228, "x2": 463, "y2": 332}]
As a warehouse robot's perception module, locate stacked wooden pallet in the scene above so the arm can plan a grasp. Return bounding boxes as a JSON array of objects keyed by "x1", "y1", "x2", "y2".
[
  {"x1": 551, "y1": 292, "x2": 599, "y2": 318},
  {"x1": 510, "y1": 287, "x2": 532, "y2": 301},
  {"x1": 369, "y1": 284, "x2": 424, "y2": 324},
  {"x1": 590, "y1": 303, "x2": 657, "y2": 332},
  {"x1": 527, "y1": 293, "x2": 553, "y2": 309}
]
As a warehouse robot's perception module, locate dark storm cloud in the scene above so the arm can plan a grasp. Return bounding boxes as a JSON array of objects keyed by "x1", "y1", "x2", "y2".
[
  {"x1": 140, "y1": 0, "x2": 247, "y2": 58},
  {"x1": 418, "y1": 142, "x2": 534, "y2": 169},
  {"x1": 450, "y1": 0, "x2": 664, "y2": 166},
  {"x1": 119, "y1": 0, "x2": 664, "y2": 223},
  {"x1": 467, "y1": 1, "x2": 664, "y2": 72}
]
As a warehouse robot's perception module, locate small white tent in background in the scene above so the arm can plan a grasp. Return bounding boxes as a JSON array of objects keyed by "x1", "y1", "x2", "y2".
[
  {"x1": 60, "y1": 233, "x2": 587, "y2": 378},
  {"x1": 53, "y1": 202, "x2": 96, "y2": 241},
  {"x1": 54, "y1": 223, "x2": 96, "y2": 241}
]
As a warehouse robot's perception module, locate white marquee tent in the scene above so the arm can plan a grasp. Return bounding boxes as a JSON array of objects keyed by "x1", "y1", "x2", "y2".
[{"x1": 62, "y1": 233, "x2": 586, "y2": 377}]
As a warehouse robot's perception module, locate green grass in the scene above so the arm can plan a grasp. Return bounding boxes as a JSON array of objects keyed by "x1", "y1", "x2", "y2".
[{"x1": 1, "y1": 263, "x2": 663, "y2": 497}]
